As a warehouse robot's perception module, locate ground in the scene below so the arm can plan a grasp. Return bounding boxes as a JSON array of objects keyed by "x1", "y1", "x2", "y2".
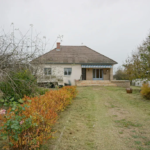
[{"x1": 42, "y1": 86, "x2": 150, "y2": 150}]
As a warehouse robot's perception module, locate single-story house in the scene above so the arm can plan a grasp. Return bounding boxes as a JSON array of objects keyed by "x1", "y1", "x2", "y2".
[{"x1": 31, "y1": 42, "x2": 120, "y2": 86}]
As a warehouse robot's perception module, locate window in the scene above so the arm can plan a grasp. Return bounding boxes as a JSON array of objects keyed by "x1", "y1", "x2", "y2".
[
  {"x1": 44, "y1": 68, "x2": 51, "y2": 75},
  {"x1": 64, "y1": 68, "x2": 72, "y2": 75},
  {"x1": 93, "y1": 69, "x2": 103, "y2": 79}
]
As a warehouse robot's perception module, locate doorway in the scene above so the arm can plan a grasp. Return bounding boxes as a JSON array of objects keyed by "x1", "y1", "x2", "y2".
[{"x1": 82, "y1": 68, "x2": 86, "y2": 80}]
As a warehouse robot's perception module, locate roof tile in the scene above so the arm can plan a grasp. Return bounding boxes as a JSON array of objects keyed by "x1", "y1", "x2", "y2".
[{"x1": 31, "y1": 45, "x2": 117, "y2": 64}]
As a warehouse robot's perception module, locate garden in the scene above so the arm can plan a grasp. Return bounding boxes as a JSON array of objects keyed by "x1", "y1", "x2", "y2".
[{"x1": 0, "y1": 69, "x2": 77, "y2": 150}]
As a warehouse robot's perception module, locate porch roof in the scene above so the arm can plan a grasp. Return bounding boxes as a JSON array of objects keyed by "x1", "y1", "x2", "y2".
[{"x1": 81, "y1": 65, "x2": 112, "y2": 68}]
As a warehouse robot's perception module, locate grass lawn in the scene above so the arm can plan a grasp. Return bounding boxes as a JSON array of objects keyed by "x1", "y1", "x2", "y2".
[{"x1": 42, "y1": 86, "x2": 150, "y2": 150}]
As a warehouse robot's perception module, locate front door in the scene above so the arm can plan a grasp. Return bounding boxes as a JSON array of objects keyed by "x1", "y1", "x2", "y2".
[
  {"x1": 82, "y1": 68, "x2": 86, "y2": 80},
  {"x1": 93, "y1": 69, "x2": 103, "y2": 80}
]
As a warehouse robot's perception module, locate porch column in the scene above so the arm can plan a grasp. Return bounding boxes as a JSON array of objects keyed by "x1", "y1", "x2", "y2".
[{"x1": 110, "y1": 66, "x2": 113, "y2": 80}]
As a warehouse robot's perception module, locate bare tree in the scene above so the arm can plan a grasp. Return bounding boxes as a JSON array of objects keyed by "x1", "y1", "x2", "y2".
[
  {"x1": 0, "y1": 24, "x2": 48, "y2": 75},
  {"x1": 0, "y1": 24, "x2": 65, "y2": 98},
  {"x1": 0, "y1": 24, "x2": 49, "y2": 100}
]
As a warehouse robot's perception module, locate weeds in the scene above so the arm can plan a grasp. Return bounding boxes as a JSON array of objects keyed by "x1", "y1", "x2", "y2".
[
  {"x1": 134, "y1": 141, "x2": 141, "y2": 145},
  {"x1": 115, "y1": 119, "x2": 142, "y2": 128}
]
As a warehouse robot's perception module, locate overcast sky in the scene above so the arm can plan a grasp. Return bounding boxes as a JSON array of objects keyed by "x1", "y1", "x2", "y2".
[{"x1": 0, "y1": 0, "x2": 150, "y2": 71}]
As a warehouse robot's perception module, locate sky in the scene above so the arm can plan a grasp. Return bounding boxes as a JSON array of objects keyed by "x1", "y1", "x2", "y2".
[{"x1": 0, "y1": 0, "x2": 150, "y2": 72}]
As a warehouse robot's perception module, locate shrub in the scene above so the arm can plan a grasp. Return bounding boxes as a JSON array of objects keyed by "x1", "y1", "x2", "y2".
[
  {"x1": 0, "y1": 69, "x2": 39, "y2": 103},
  {"x1": 63, "y1": 86, "x2": 78, "y2": 99},
  {"x1": 140, "y1": 83, "x2": 150, "y2": 99},
  {"x1": 0, "y1": 86, "x2": 77, "y2": 149},
  {"x1": 37, "y1": 87, "x2": 49, "y2": 95}
]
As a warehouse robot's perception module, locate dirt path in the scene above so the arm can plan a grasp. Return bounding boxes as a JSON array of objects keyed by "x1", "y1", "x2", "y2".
[{"x1": 43, "y1": 87, "x2": 150, "y2": 150}]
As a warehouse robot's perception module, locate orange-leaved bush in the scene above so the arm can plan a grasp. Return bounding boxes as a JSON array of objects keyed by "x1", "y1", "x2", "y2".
[
  {"x1": 141, "y1": 83, "x2": 150, "y2": 99},
  {"x1": 0, "y1": 86, "x2": 77, "y2": 150}
]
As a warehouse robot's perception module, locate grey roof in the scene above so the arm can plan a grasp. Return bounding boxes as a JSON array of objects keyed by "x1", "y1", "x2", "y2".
[{"x1": 31, "y1": 45, "x2": 117, "y2": 64}]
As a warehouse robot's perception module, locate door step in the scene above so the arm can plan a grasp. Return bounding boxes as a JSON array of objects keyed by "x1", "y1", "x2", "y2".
[{"x1": 76, "y1": 80, "x2": 117, "y2": 87}]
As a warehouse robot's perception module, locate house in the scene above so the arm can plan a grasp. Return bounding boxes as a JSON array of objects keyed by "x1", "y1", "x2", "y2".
[{"x1": 31, "y1": 42, "x2": 119, "y2": 87}]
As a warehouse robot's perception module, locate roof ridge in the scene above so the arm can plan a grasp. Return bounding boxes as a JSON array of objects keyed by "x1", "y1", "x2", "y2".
[{"x1": 61, "y1": 45, "x2": 86, "y2": 46}]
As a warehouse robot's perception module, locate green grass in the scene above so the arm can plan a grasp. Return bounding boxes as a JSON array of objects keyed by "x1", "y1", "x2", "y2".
[
  {"x1": 132, "y1": 135, "x2": 141, "y2": 139},
  {"x1": 119, "y1": 131, "x2": 123, "y2": 134},
  {"x1": 145, "y1": 141, "x2": 150, "y2": 145},
  {"x1": 134, "y1": 141, "x2": 141, "y2": 145},
  {"x1": 115, "y1": 119, "x2": 142, "y2": 128}
]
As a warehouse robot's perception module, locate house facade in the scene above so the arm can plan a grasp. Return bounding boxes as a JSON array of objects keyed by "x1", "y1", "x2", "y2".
[{"x1": 31, "y1": 43, "x2": 117, "y2": 86}]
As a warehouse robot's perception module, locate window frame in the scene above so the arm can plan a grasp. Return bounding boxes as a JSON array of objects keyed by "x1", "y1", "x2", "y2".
[
  {"x1": 44, "y1": 68, "x2": 52, "y2": 75},
  {"x1": 64, "y1": 68, "x2": 72, "y2": 76}
]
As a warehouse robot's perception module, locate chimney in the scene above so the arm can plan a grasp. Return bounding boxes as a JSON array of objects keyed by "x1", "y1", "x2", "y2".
[{"x1": 56, "y1": 42, "x2": 60, "y2": 50}]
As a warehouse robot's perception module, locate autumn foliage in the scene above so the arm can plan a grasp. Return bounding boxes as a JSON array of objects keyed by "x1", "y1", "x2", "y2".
[
  {"x1": 141, "y1": 84, "x2": 150, "y2": 99},
  {"x1": 0, "y1": 86, "x2": 77, "y2": 150}
]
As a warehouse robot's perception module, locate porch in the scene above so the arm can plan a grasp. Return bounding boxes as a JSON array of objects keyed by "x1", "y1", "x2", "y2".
[
  {"x1": 77, "y1": 65, "x2": 130, "y2": 88},
  {"x1": 81, "y1": 65, "x2": 113, "y2": 81}
]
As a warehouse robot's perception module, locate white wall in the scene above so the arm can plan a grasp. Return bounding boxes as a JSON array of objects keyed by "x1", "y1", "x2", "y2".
[{"x1": 35, "y1": 64, "x2": 82, "y2": 86}]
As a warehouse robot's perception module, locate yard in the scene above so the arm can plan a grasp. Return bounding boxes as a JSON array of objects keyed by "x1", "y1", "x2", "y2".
[
  {"x1": 42, "y1": 86, "x2": 150, "y2": 150},
  {"x1": 1, "y1": 86, "x2": 150, "y2": 150}
]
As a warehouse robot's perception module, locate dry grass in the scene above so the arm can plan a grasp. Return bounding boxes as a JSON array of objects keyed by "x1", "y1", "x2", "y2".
[{"x1": 41, "y1": 86, "x2": 150, "y2": 150}]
